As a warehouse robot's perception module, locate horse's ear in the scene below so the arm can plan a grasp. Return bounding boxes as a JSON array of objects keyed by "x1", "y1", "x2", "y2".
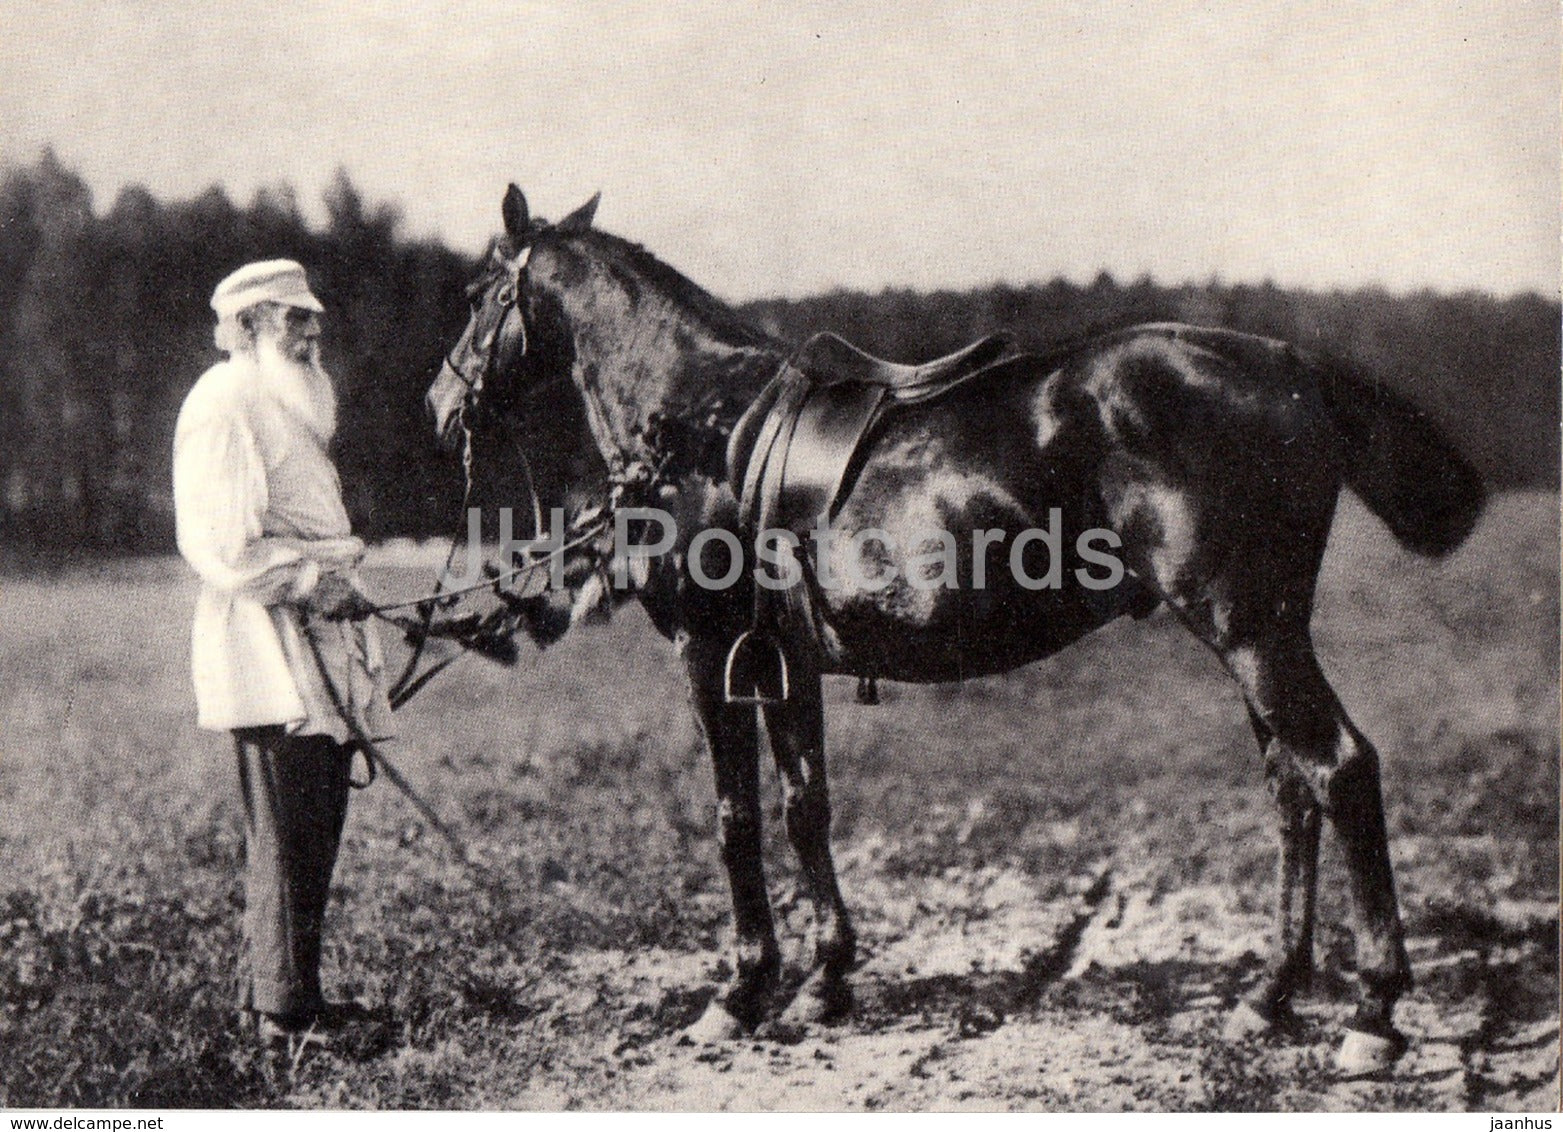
[
  {"x1": 502, "y1": 184, "x2": 530, "y2": 242},
  {"x1": 555, "y1": 191, "x2": 600, "y2": 234}
]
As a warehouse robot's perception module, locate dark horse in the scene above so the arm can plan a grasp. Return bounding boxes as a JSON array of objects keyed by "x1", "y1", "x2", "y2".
[{"x1": 426, "y1": 187, "x2": 1484, "y2": 1073}]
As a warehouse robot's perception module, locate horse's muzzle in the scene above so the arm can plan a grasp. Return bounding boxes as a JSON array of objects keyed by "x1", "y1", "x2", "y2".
[{"x1": 427, "y1": 362, "x2": 466, "y2": 450}]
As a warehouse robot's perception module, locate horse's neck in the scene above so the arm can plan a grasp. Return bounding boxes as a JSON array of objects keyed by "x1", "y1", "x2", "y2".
[{"x1": 564, "y1": 292, "x2": 786, "y2": 467}]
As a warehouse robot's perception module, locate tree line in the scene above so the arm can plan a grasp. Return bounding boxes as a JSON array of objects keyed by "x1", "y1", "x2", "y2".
[{"x1": 0, "y1": 150, "x2": 1555, "y2": 555}]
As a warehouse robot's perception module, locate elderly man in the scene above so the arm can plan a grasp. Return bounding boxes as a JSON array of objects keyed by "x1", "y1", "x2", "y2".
[{"x1": 173, "y1": 259, "x2": 392, "y2": 1051}]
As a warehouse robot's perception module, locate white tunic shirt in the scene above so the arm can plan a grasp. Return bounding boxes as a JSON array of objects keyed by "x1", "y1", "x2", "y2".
[{"x1": 173, "y1": 356, "x2": 393, "y2": 741}]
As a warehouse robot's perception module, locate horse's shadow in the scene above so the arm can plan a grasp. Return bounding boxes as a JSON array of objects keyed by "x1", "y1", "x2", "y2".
[{"x1": 752, "y1": 950, "x2": 1272, "y2": 1044}]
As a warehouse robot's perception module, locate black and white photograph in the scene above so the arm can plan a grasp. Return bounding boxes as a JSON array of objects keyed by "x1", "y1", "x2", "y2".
[{"x1": 0, "y1": 0, "x2": 1557, "y2": 1115}]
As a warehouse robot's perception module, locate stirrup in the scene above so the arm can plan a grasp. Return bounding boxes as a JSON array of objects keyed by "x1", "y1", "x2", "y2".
[{"x1": 723, "y1": 629, "x2": 790, "y2": 705}]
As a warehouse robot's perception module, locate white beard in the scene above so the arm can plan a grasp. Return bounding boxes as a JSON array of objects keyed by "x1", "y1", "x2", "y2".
[{"x1": 253, "y1": 339, "x2": 338, "y2": 444}]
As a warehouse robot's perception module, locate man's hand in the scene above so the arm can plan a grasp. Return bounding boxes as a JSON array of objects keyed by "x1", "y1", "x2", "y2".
[{"x1": 304, "y1": 571, "x2": 377, "y2": 621}]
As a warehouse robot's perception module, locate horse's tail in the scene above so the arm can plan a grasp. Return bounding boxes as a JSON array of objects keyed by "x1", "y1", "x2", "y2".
[{"x1": 1313, "y1": 356, "x2": 1486, "y2": 557}]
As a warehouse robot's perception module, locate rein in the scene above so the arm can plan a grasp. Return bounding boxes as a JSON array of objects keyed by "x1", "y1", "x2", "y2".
[
  {"x1": 371, "y1": 517, "x2": 613, "y2": 616},
  {"x1": 301, "y1": 625, "x2": 488, "y2": 875}
]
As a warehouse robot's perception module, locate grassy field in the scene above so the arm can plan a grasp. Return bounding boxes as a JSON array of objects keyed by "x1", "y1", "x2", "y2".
[{"x1": 0, "y1": 493, "x2": 1556, "y2": 1110}]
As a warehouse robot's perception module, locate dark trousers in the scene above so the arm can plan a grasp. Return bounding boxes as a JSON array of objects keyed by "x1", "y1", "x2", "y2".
[{"x1": 232, "y1": 726, "x2": 353, "y2": 1019}]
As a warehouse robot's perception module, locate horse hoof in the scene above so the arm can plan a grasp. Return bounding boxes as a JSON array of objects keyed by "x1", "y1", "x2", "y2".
[
  {"x1": 1222, "y1": 999, "x2": 1276, "y2": 1042},
  {"x1": 779, "y1": 975, "x2": 853, "y2": 1027},
  {"x1": 1335, "y1": 1027, "x2": 1408, "y2": 1077},
  {"x1": 682, "y1": 1001, "x2": 750, "y2": 1045}
]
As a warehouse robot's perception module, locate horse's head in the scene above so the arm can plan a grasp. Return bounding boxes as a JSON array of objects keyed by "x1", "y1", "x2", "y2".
[{"x1": 426, "y1": 184, "x2": 599, "y2": 448}]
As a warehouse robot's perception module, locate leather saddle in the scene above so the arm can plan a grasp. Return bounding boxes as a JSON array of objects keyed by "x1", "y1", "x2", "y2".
[{"x1": 721, "y1": 331, "x2": 1012, "y2": 701}]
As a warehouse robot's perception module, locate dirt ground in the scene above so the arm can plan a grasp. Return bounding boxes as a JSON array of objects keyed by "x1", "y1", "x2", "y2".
[
  {"x1": 0, "y1": 494, "x2": 1556, "y2": 1110},
  {"x1": 488, "y1": 829, "x2": 1555, "y2": 1111}
]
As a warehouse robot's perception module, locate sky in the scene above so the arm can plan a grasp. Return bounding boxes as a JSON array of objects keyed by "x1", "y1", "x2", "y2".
[{"x1": 1, "y1": 0, "x2": 1557, "y2": 300}]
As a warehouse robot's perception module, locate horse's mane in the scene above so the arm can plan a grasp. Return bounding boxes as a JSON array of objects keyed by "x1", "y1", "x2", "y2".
[{"x1": 547, "y1": 227, "x2": 779, "y2": 352}]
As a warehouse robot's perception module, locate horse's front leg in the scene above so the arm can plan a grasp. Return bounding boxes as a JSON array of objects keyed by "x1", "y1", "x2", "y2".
[
  {"x1": 682, "y1": 633, "x2": 781, "y2": 1041},
  {"x1": 762, "y1": 664, "x2": 857, "y2": 1025}
]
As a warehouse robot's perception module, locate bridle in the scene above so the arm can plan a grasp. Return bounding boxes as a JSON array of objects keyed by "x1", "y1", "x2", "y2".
[
  {"x1": 445, "y1": 241, "x2": 665, "y2": 501},
  {"x1": 381, "y1": 232, "x2": 723, "y2": 683},
  {"x1": 370, "y1": 242, "x2": 557, "y2": 705},
  {"x1": 434, "y1": 242, "x2": 543, "y2": 552},
  {"x1": 443, "y1": 244, "x2": 532, "y2": 408}
]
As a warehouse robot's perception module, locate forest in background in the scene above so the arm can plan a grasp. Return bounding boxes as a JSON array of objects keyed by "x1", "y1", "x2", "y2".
[{"x1": 1, "y1": 150, "x2": 1556, "y2": 553}]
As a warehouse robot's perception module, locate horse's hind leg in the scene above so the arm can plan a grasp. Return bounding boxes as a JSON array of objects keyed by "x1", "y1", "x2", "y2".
[
  {"x1": 1223, "y1": 632, "x2": 1412, "y2": 1072},
  {"x1": 682, "y1": 634, "x2": 781, "y2": 1041},
  {"x1": 762, "y1": 666, "x2": 857, "y2": 1024},
  {"x1": 1225, "y1": 704, "x2": 1322, "y2": 1038}
]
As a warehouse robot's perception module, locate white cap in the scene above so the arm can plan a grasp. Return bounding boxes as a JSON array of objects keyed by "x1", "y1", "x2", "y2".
[{"x1": 210, "y1": 259, "x2": 325, "y2": 318}]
